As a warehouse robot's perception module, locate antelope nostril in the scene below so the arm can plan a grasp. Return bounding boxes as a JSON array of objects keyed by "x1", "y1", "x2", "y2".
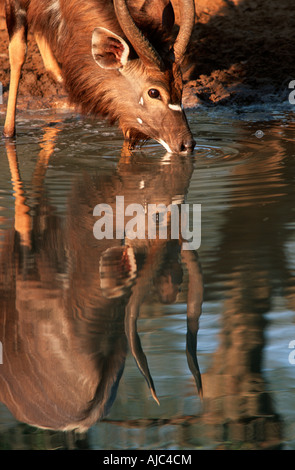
[{"x1": 180, "y1": 138, "x2": 196, "y2": 153}]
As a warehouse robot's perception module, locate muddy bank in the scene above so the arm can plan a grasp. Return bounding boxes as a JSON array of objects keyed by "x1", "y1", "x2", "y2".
[
  {"x1": 0, "y1": 0, "x2": 295, "y2": 113},
  {"x1": 184, "y1": 0, "x2": 295, "y2": 107}
]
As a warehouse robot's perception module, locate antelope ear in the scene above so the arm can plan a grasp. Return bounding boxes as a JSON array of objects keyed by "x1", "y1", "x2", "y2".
[{"x1": 92, "y1": 27, "x2": 130, "y2": 69}]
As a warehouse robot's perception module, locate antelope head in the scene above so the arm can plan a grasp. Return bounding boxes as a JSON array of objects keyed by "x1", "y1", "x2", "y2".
[{"x1": 91, "y1": 0, "x2": 196, "y2": 153}]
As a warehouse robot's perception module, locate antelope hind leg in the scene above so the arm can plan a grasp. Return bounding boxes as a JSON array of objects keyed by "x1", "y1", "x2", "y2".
[
  {"x1": 35, "y1": 33, "x2": 63, "y2": 83},
  {"x1": 3, "y1": 3, "x2": 28, "y2": 138}
]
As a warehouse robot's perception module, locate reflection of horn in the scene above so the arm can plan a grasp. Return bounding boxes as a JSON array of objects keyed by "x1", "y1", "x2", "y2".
[
  {"x1": 124, "y1": 244, "x2": 166, "y2": 405},
  {"x1": 125, "y1": 301, "x2": 160, "y2": 405},
  {"x1": 181, "y1": 249, "x2": 203, "y2": 398}
]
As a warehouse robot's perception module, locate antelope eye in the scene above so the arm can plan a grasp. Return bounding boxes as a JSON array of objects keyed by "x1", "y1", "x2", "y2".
[{"x1": 148, "y1": 88, "x2": 161, "y2": 99}]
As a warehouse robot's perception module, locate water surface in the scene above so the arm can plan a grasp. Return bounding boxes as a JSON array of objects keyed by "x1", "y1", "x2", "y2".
[{"x1": 0, "y1": 106, "x2": 294, "y2": 450}]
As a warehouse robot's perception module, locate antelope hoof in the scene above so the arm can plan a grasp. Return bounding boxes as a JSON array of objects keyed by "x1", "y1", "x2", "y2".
[{"x1": 3, "y1": 127, "x2": 16, "y2": 139}]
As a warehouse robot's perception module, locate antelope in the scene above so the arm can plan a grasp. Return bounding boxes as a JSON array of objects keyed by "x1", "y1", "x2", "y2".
[{"x1": 3, "y1": 0, "x2": 196, "y2": 153}]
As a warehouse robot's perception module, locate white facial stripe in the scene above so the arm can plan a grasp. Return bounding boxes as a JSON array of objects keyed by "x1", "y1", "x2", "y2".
[
  {"x1": 139, "y1": 97, "x2": 144, "y2": 106},
  {"x1": 137, "y1": 118, "x2": 143, "y2": 124},
  {"x1": 158, "y1": 139, "x2": 172, "y2": 153},
  {"x1": 168, "y1": 103, "x2": 182, "y2": 112}
]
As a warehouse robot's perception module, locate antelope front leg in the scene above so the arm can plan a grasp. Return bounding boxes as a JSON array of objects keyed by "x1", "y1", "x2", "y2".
[
  {"x1": 4, "y1": 122, "x2": 61, "y2": 248},
  {"x1": 5, "y1": 140, "x2": 32, "y2": 247},
  {"x1": 3, "y1": 25, "x2": 27, "y2": 138}
]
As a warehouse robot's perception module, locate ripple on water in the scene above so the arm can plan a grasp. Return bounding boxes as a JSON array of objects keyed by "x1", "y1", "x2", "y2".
[{"x1": 195, "y1": 143, "x2": 240, "y2": 161}]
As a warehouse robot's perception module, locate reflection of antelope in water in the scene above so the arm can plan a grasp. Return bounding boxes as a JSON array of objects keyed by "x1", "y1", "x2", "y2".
[{"x1": 0, "y1": 126, "x2": 203, "y2": 431}]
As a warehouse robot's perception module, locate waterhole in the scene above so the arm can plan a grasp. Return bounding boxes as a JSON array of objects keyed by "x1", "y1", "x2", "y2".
[{"x1": 0, "y1": 106, "x2": 294, "y2": 450}]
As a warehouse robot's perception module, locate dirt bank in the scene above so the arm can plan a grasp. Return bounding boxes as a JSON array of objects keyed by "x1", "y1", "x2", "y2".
[
  {"x1": 0, "y1": 0, "x2": 295, "y2": 113},
  {"x1": 184, "y1": 0, "x2": 295, "y2": 107}
]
